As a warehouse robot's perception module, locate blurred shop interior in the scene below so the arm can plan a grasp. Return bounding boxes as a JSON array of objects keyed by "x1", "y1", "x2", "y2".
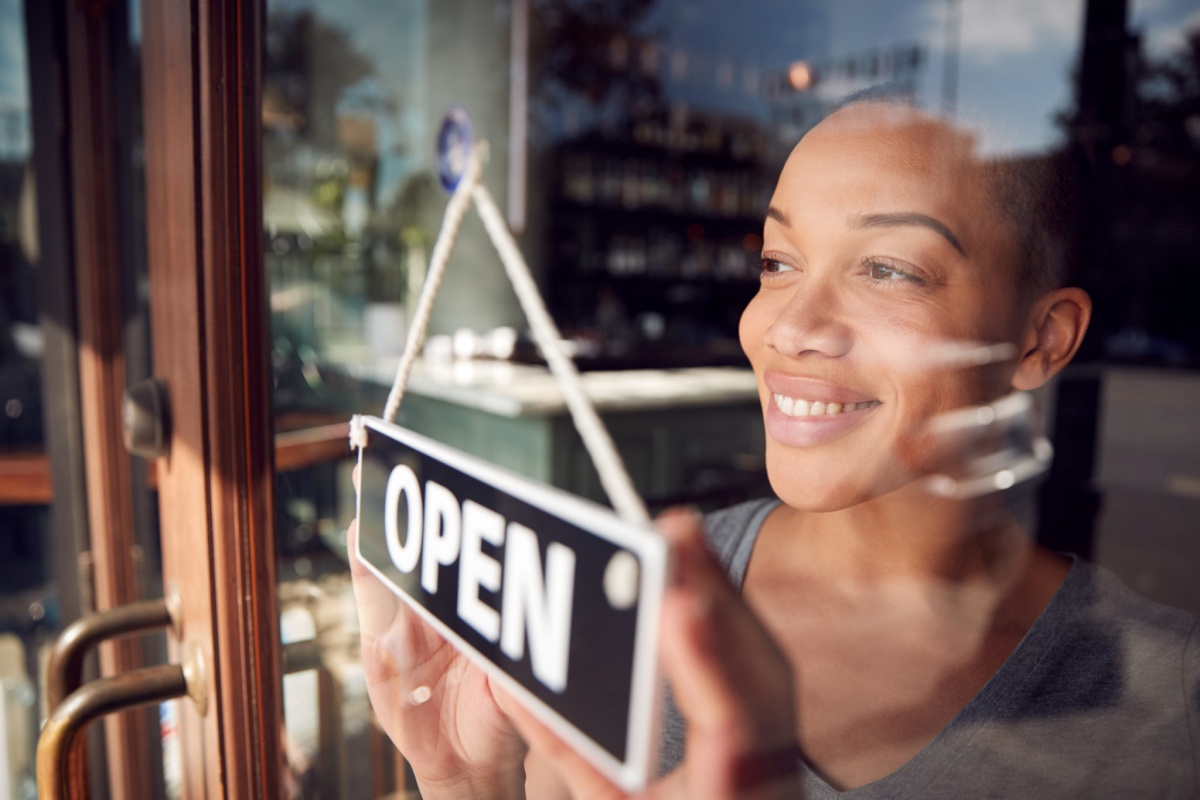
[{"x1": 2, "y1": 0, "x2": 1199, "y2": 797}]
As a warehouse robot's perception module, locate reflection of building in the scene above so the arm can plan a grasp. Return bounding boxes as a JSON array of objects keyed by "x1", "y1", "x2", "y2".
[{"x1": 762, "y1": 42, "x2": 927, "y2": 141}]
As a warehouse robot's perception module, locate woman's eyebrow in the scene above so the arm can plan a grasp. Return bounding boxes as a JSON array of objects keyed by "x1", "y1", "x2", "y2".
[
  {"x1": 852, "y1": 212, "x2": 965, "y2": 255},
  {"x1": 766, "y1": 205, "x2": 792, "y2": 227}
]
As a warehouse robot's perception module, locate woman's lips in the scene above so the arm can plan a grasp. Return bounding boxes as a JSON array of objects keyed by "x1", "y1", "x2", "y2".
[
  {"x1": 761, "y1": 372, "x2": 881, "y2": 447},
  {"x1": 762, "y1": 372, "x2": 877, "y2": 405}
]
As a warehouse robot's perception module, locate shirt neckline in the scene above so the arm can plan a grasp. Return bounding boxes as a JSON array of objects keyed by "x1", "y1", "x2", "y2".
[{"x1": 737, "y1": 501, "x2": 1086, "y2": 799}]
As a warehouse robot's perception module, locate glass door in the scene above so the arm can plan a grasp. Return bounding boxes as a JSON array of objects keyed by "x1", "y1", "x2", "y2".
[{"x1": 139, "y1": 0, "x2": 403, "y2": 795}]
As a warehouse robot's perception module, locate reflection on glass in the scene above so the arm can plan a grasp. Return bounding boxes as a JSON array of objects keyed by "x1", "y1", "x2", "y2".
[
  {"x1": 261, "y1": 1, "x2": 1200, "y2": 796},
  {"x1": 0, "y1": 0, "x2": 46, "y2": 797}
]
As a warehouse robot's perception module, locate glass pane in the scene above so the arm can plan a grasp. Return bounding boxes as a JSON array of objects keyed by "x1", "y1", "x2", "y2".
[
  {"x1": 1, "y1": 0, "x2": 167, "y2": 796},
  {"x1": 0, "y1": 0, "x2": 55, "y2": 795},
  {"x1": 264, "y1": 1, "x2": 1200, "y2": 796}
]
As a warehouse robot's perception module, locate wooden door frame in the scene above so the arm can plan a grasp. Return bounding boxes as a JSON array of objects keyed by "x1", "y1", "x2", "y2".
[
  {"x1": 141, "y1": 0, "x2": 282, "y2": 796},
  {"x1": 62, "y1": 1, "x2": 151, "y2": 795}
]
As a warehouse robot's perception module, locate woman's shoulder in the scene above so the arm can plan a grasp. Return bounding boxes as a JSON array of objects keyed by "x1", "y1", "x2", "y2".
[
  {"x1": 952, "y1": 558, "x2": 1200, "y2": 795},
  {"x1": 1025, "y1": 557, "x2": 1199, "y2": 741},
  {"x1": 1060, "y1": 558, "x2": 1198, "y2": 644},
  {"x1": 700, "y1": 497, "x2": 781, "y2": 587}
]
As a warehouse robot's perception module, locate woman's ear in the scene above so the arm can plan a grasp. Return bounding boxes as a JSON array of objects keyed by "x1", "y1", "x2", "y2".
[{"x1": 1011, "y1": 287, "x2": 1092, "y2": 391}]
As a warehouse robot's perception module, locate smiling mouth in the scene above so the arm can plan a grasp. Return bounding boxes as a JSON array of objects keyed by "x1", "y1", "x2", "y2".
[{"x1": 771, "y1": 394, "x2": 882, "y2": 418}]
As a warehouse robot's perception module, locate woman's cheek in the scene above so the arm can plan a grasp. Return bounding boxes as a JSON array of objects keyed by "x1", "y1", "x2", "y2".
[{"x1": 739, "y1": 290, "x2": 778, "y2": 363}]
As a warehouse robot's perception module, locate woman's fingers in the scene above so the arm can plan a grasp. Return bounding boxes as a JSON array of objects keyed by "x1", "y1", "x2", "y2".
[
  {"x1": 347, "y1": 518, "x2": 405, "y2": 636},
  {"x1": 656, "y1": 511, "x2": 755, "y2": 729},
  {"x1": 656, "y1": 511, "x2": 801, "y2": 799}
]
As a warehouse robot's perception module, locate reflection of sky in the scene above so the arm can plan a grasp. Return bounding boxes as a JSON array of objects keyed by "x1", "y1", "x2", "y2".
[
  {"x1": 1133, "y1": 0, "x2": 1200, "y2": 55},
  {"x1": 0, "y1": 0, "x2": 30, "y2": 160},
  {"x1": 263, "y1": 0, "x2": 1200, "y2": 170},
  {"x1": 640, "y1": 0, "x2": 1088, "y2": 156},
  {"x1": 2, "y1": 0, "x2": 1196, "y2": 168},
  {"x1": 948, "y1": 0, "x2": 1083, "y2": 155}
]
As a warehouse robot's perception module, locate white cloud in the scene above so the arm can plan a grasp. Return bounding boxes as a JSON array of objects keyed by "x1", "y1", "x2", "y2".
[
  {"x1": 921, "y1": 0, "x2": 1084, "y2": 62},
  {"x1": 1146, "y1": 6, "x2": 1200, "y2": 56}
]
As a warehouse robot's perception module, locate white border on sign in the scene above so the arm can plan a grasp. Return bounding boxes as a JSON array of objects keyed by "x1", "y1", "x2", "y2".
[{"x1": 353, "y1": 415, "x2": 669, "y2": 791}]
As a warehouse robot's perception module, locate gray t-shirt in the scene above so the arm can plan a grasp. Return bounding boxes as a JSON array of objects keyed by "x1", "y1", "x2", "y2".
[{"x1": 658, "y1": 498, "x2": 1200, "y2": 799}]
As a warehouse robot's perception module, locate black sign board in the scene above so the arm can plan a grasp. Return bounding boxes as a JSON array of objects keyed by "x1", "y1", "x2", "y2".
[{"x1": 353, "y1": 416, "x2": 669, "y2": 790}]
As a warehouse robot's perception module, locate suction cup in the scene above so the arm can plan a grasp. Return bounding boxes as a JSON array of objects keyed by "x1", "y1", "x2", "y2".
[{"x1": 437, "y1": 106, "x2": 475, "y2": 193}]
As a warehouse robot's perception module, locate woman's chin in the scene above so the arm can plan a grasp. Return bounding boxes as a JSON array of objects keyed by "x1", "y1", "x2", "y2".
[
  {"x1": 766, "y1": 466, "x2": 874, "y2": 513},
  {"x1": 764, "y1": 450, "x2": 915, "y2": 513}
]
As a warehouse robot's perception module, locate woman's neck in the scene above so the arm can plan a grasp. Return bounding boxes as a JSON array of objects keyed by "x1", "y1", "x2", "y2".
[{"x1": 763, "y1": 487, "x2": 1043, "y2": 593}]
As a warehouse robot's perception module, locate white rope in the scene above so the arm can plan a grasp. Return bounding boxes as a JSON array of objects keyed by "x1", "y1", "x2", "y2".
[
  {"x1": 381, "y1": 141, "x2": 487, "y2": 425},
  {"x1": 471, "y1": 182, "x2": 650, "y2": 524},
  {"x1": 373, "y1": 140, "x2": 650, "y2": 525}
]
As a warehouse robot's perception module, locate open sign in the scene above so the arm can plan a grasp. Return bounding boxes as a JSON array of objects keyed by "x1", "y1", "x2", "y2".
[{"x1": 353, "y1": 416, "x2": 669, "y2": 790}]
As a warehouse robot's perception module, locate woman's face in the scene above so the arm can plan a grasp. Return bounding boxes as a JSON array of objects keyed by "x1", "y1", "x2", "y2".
[{"x1": 740, "y1": 105, "x2": 1028, "y2": 511}]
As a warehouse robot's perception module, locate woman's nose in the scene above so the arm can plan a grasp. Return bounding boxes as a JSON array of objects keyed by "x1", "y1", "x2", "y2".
[{"x1": 763, "y1": 279, "x2": 853, "y2": 359}]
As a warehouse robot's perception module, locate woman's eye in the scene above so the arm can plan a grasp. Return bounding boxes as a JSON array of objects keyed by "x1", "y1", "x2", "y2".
[
  {"x1": 759, "y1": 257, "x2": 794, "y2": 276},
  {"x1": 866, "y1": 259, "x2": 926, "y2": 286}
]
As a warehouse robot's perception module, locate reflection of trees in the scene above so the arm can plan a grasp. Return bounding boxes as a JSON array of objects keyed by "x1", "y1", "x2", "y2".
[
  {"x1": 1059, "y1": 26, "x2": 1200, "y2": 362},
  {"x1": 264, "y1": 9, "x2": 375, "y2": 146},
  {"x1": 529, "y1": 0, "x2": 663, "y2": 132},
  {"x1": 1135, "y1": 32, "x2": 1200, "y2": 163},
  {"x1": 1129, "y1": 31, "x2": 1200, "y2": 358},
  {"x1": 1114, "y1": 31, "x2": 1200, "y2": 358},
  {"x1": 264, "y1": 9, "x2": 391, "y2": 237}
]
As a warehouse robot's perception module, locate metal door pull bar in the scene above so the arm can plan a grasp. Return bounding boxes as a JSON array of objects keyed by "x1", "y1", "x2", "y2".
[
  {"x1": 37, "y1": 665, "x2": 189, "y2": 800},
  {"x1": 47, "y1": 598, "x2": 174, "y2": 711},
  {"x1": 38, "y1": 598, "x2": 204, "y2": 799}
]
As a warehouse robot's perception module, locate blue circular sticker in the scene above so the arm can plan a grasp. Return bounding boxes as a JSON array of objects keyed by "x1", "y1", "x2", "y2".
[{"x1": 437, "y1": 107, "x2": 475, "y2": 193}]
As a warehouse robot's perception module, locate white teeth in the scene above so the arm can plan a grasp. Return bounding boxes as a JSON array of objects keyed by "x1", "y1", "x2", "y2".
[{"x1": 773, "y1": 396, "x2": 879, "y2": 418}]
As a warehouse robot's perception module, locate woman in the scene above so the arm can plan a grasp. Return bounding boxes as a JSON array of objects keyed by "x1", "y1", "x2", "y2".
[{"x1": 349, "y1": 101, "x2": 1200, "y2": 799}]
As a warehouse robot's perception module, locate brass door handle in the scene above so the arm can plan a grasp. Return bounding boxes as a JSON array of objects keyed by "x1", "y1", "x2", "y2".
[
  {"x1": 36, "y1": 599, "x2": 205, "y2": 800},
  {"x1": 47, "y1": 598, "x2": 174, "y2": 712}
]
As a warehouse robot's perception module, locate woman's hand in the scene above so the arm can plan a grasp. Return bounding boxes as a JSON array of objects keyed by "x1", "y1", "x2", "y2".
[
  {"x1": 348, "y1": 467, "x2": 528, "y2": 799},
  {"x1": 497, "y1": 509, "x2": 801, "y2": 800}
]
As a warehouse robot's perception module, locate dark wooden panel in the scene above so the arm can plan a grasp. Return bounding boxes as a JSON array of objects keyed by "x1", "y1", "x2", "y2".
[{"x1": 63, "y1": 0, "x2": 151, "y2": 795}]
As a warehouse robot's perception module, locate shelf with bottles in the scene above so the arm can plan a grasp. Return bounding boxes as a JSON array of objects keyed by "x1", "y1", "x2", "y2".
[
  {"x1": 556, "y1": 149, "x2": 771, "y2": 223},
  {"x1": 553, "y1": 217, "x2": 763, "y2": 283},
  {"x1": 546, "y1": 273, "x2": 758, "y2": 369},
  {"x1": 543, "y1": 115, "x2": 772, "y2": 366},
  {"x1": 550, "y1": 112, "x2": 774, "y2": 223},
  {"x1": 562, "y1": 113, "x2": 769, "y2": 165}
]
